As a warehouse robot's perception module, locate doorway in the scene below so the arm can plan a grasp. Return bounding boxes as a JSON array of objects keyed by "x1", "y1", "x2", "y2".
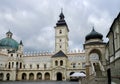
[{"x1": 57, "y1": 72, "x2": 62, "y2": 81}]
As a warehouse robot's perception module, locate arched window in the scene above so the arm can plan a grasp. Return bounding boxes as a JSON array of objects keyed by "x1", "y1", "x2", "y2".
[
  {"x1": 16, "y1": 62, "x2": 18, "y2": 69},
  {"x1": 12, "y1": 62, "x2": 13, "y2": 68},
  {"x1": 59, "y1": 30, "x2": 62, "y2": 34},
  {"x1": 20, "y1": 62, "x2": 22, "y2": 69},
  {"x1": 8, "y1": 62, "x2": 10, "y2": 69},
  {"x1": 30, "y1": 64, "x2": 32, "y2": 69},
  {"x1": 55, "y1": 61, "x2": 58, "y2": 66},
  {"x1": 60, "y1": 60, "x2": 63, "y2": 66}
]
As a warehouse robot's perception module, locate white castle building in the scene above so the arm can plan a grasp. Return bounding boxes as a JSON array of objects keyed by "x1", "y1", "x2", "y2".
[{"x1": 0, "y1": 11, "x2": 115, "y2": 81}]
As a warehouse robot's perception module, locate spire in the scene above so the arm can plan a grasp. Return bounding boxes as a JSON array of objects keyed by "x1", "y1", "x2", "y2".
[
  {"x1": 92, "y1": 26, "x2": 95, "y2": 32},
  {"x1": 55, "y1": 9, "x2": 69, "y2": 31},
  {"x1": 19, "y1": 40, "x2": 23, "y2": 45},
  {"x1": 59, "y1": 8, "x2": 65, "y2": 20}
]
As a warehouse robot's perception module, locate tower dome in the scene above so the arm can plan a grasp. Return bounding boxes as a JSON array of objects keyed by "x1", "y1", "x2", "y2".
[
  {"x1": 85, "y1": 27, "x2": 103, "y2": 41},
  {"x1": 0, "y1": 31, "x2": 19, "y2": 50}
]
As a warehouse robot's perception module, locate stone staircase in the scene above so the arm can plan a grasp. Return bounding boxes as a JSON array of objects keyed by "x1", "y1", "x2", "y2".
[
  {"x1": 81, "y1": 62, "x2": 107, "y2": 84},
  {"x1": 94, "y1": 63, "x2": 102, "y2": 77}
]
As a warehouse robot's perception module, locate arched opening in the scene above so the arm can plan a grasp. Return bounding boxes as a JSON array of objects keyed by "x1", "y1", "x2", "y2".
[
  {"x1": 44, "y1": 72, "x2": 50, "y2": 80},
  {"x1": 6, "y1": 73, "x2": 10, "y2": 80},
  {"x1": 80, "y1": 71, "x2": 86, "y2": 74},
  {"x1": 56, "y1": 72, "x2": 62, "y2": 81},
  {"x1": 60, "y1": 60, "x2": 63, "y2": 66},
  {"x1": 20, "y1": 62, "x2": 22, "y2": 69},
  {"x1": 90, "y1": 53, "x2": 99, "y2": 62},
  {"x1": 70, "y1": 72, "x2": 74, "y2": 75},
  {"x1": 89, "y1": 49, "x2": 101, "y2": 61},
  {"x1": 89, "y1": 49, "x2": 102, "y2": 76},
  {"x1": 0, "y1": 73, "x2": 4, "y2": 81},
  {"x1": 16, "y1": 62, "x2": 18, "y2": 69},
  {"x1": 59, "y1": 29, "x2": 62, "y2": 34},
  {"x1": 69, "y1": 72, "x2": 75, "y2": 81},
  {"x1": 8, "y1": 62, "x2": 10, "y2": 69},
  {"x1": 29, "y1": 73, "x2": 34, "y2": 80},
  {"x1": 55, "y1": 60, "x2": 58, "y2": 66},
  {"x1": 22, "y1": 73, "x2": 27, "y2": 80},
  {"x1": 37, "y1": 73, "x2": 42, "y2": 80}
]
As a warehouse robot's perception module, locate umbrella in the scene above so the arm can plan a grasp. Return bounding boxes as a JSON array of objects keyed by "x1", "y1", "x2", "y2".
[{"x1": 70, "y1": 72, "x2": 86, "y2": 77}]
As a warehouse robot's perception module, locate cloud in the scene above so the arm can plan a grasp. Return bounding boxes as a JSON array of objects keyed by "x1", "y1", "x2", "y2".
[{"x1": 0, "y1": 0, "x2": 120, "y2": 52}]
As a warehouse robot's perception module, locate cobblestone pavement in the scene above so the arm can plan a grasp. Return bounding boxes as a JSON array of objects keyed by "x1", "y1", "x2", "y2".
[{"x1": 0, "y1": 81, "x2": 79, "y2": 84}]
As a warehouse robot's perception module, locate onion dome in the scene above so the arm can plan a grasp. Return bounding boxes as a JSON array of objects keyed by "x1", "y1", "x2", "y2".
[
  {"x1": 85, "y1": 27, "x2": 103, "y2": 41},
  {"x1": 0, "y1": 31, "x2": 19, "y2": 50}
]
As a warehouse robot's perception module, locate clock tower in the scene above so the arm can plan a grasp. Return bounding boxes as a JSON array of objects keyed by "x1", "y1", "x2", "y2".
[{"x1": 54, "y1": 10, "x2": 69, "y2": 54}]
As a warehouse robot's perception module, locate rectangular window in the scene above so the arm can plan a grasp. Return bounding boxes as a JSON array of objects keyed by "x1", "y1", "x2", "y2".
[
  {"x1": 60, "y1": 45, "x2": 62, "y2": 48},
  {"x1": 30, "y1": 64, "x2": 32, "y2": 69},
  {"x1": 11, "y1": 54, "x2": 13, "y2": 57},
  {"x1": 82, "y1": 63, "x2": 86, "y2": 68},
  {"x1": 59, "y1": 39, "x2": 62, "y2": 42},
  {"x1": 5, "y1": 64, "x2": 7, "y2": 68},
  {"x1": 23, "y1": 64, "x2": 25, "y2": 69},
  {"x1": 73, "y1": 63, "x2": 76, "y2": 68},
  {"x1": 59, "y1": 30, "x2": 62, "y2": 34},
  {"x1": 37, "y1": 64, "x2": 39, "y2": 69},
  {"x1": 12, "y1": 62, "x2": 14, "y2": 68},
  {"x1": 44, "y1": 64, "x2": 46, "y2": 69}
]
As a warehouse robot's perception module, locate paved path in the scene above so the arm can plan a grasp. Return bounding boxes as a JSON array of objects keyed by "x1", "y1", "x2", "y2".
[{"x1": 0, "y1": 81, "x2": 79, "y2": 84}]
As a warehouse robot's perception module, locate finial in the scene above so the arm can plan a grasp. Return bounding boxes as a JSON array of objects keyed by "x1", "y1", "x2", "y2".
[
  {"x1": 61, "y1": 8, "x2": 63, "y2": 13},
  {"x1": 59, "y1": 8, "x2": 64, "y2": 20}
]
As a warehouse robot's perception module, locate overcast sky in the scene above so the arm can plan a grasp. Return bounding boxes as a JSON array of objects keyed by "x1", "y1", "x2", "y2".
[{"x1": 0, "y1": 0, "x2": 120, "y2": 52}]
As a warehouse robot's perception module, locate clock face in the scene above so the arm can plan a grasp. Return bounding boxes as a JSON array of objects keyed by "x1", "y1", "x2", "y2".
[{"x1": 90, "y1": 53, "x2": 99, "y2": 61}]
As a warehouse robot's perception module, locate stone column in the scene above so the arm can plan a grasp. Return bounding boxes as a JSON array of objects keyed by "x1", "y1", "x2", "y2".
[
  {"x1": 34, "y1": 73, "x2": 37, "y2": 80},
  {"x1": 42, "y1": 72, "x2": 44, "y2": 80},
  {"x1": 3, "y1": 73, "x2": 6, "y2": 81},
  {"x1": 27, "y1": 73, "x2": 29, "y2": 80},
  {"x1": 86, "y1": 52, "x2": 90, "y2": 76}
]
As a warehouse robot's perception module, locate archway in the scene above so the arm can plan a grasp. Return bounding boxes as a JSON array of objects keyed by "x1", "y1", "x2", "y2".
[
  {"x1": 80, "y1": 71, "x2": 86, "y2": 74},
  {"x1": 29, "y1": 73, "x2": 34, "y2": 80},
  {"x1": 6, "y1": 73, "x2": 10, "y2": 80},
  {"x1": 89, "y1": 49, "x2": 101, "y2": 61},
  {"x1": 56, "y1": 72, "x2": 62, "y2": 81},
  {"x1": 22, "y1": 73, "x2": 27, "y2": 80},
  {"x1": 70, "y1": 72, "x2": 74, "y2": 75},
  {"x1": 0, "y1": 73, "x2": 4, "y2": 81},
  {"x1": 44, "y1": 72, "x2": 50, "y2": 80},
  {"x1": 37, "y1": 73, "x2": 42, "y2": 80}
]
